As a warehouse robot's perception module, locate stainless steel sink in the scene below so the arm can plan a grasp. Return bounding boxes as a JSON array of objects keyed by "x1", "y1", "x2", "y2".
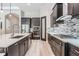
[{"x1": 11, "y1": 35, "x2": 24, "y2": 39}]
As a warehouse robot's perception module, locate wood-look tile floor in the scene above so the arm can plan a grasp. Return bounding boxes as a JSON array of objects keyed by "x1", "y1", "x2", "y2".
[{"x1": 25, "y1": 40, "x2": 55, "y2": 56}]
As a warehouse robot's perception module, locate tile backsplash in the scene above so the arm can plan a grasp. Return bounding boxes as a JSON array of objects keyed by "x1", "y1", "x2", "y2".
[{"x1": 48, "y1": 17, "x2": 79, "y2": 37}]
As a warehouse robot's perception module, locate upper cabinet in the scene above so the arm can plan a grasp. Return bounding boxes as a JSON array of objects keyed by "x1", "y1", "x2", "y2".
[
  {"x1": 68, "y1": 3, "x2": 79, "y2": 16},
  {"x1": 68, "y1": 3, "x2": 74, "y2": 15},
  {"x1": 31, "y1": 17, "x2": 40, "y2": 26},
  {"x1": 50, "y1": 3, "x2": 63, "y2": 27}
]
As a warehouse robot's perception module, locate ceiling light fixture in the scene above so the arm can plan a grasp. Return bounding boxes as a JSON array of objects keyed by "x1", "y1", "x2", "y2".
[
  {"x1": 9, "y1": 3, "x2": 12, "y2": 17},
  {"x1": 1, "y1": 3, "x2": 3, "y2": 13}
]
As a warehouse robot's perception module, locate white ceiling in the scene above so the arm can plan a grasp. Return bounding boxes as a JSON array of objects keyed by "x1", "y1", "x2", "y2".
[
  {"x1": 0, "y1": 3, "x2": 54, "y2": 17},
  {"x1": 0, "y1": 3, "x2": 52, "y2": 10}
]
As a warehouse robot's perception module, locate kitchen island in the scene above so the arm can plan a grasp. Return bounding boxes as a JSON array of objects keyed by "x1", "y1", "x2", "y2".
[{"x1": 0, "y1": 33, "x2": 31, "y2": 56}]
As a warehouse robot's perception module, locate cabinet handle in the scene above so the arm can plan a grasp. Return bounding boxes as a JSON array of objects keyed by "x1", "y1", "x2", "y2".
[
  {"x1": 59, "y1": 43, "x2": 61, "y2": 45},
  {"x1": 15, "y1": 43, "x2": 18, "y2": 46},
  {"x1": 75, "y1": 50, "x2": 79, "y2": 54}
]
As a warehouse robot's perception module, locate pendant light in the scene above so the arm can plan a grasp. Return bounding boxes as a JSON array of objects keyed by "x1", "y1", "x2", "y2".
[
  {"x1": 9, "y1": 3, "x2": 12, "y2": 17},
  {"x1": 1, "y1": 3, "x2": 3, "y2": 12}
]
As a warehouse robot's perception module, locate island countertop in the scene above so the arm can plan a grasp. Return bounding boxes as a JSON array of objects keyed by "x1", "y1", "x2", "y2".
[
  {"x1": 48, "y1": 32, "x2": 79, "y2": 48},
  {"x1": 0, "y1": 33, "x2": 31, "y2": 48}
]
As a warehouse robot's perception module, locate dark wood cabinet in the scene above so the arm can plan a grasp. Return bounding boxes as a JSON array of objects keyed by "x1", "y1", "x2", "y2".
[
  {"x1": 50, "y1": 3, "x2": 63, "y2": 27},
  {"x1": 8, "y1": 43, "x2": 19, "y2": 56},
  {"x1": 24, "y1": 37, "x2": 28, "y2": 53},
  {"x1": 68, "y1": 43, "x2": 79, "y2": 56},
  {"x1": 31, "y1": 17, "x2": 40, "y2": 26},
  {"x1": 48, "y1": 34, "x2": 64, "y2": 56},
  {"x1": 7, "y1": 36, "x2": 29, "y2": 56},
  {"x1": 48, "y1": 34, "x2": 79, "y2": 56},
  {"x1": 68, "y1": 3, "x2": 79, "y2": 16},
  {"x1": 74, "y1": 3, "x2": 79, "y2": 16},
  {"x1": 19, "y1": 40, "x2": 25, "y2": 56},
  {"x1": 19, "y1": 37, "x2": 29, "y2": 56},
  {"x1": 68, "y1": 3, "x2": 74, "y2": 15}
]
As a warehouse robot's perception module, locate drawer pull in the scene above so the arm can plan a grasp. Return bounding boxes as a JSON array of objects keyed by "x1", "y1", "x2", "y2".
[
  {"x1": 59, "y1": 43, "x2": 61, "y2": 45},
  {"x1": 75, "y1": 50, "x2": 79, "y2": 54},
  {"x1": 15, "y1": 43, "x2": 18, "y2": 46}
]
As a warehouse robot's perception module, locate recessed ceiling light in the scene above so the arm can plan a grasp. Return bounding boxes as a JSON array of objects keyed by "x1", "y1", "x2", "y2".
[
  {"x1": 1, "y1": 3, "x2": 3, "y2": 13},
  {"x1": 27, "y1": 3, "x2": 31, "y2": 6}
]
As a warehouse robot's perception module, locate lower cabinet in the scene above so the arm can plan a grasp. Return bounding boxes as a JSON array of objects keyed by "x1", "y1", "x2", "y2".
[
  {"x1": 8, "y1": 43, "x2": 19, "y2": 56},
  {"x1": 68, "y1": 43, "x2": 79, "y2": 56},
  {"x1": 24, "y1": 38, "x2": 28, "y2": 53},
  {"x1": 7, "y1": 37, "x2": 29, "y2": 56},
  {"x1": 48, "y1": 34, "x2": 79, "y2": 56},
  {"x1": 48, "y1": 34, "x2": 65, "y2": 56},
  {"x1": 19, "y1": 41, "x2": 25, "y2": 56}
]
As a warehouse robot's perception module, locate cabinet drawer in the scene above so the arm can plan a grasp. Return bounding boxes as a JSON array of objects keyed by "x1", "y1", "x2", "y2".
[
  {"x1": 51, "y1": 36, "x2": 62, "y2": 45},
  {"x1": 8, "y1": 43, "x2": 19, "y2": 56}
]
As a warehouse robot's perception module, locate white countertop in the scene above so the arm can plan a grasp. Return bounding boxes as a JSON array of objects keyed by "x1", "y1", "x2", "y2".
[
  {"x1": 0, "y1": 33, "x2": 31, "y2": 48},
  {"x1": 0, "y1": 53, "x2": 5, "y2": 56},
  {"x1": 48, "y1": 32, "x2": 79, "y2": 48}
]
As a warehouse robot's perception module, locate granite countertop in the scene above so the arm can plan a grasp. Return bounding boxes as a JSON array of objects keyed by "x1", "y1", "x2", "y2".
[
  {"x1": 48, "y1": 32, "x2": 79, "y2": 48},
  {"x1": 0, "y1": 33, "x2": 31, "y2": 48}
]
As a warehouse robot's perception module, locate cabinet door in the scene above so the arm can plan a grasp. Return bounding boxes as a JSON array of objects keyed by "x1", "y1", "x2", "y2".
[
  {"x1": 31, "y1": 18, "x2": 40, "y2": 26},
  {"x1": 55, "y1": 42, "x2": 62, "y2": 56},
  {"x1": 51, "y1": 5, "x2": 57, "y2": 26},
  {"x1": 19, "y1": 42, "x2": 25, "y2": 56},
  {"x1": 24, "y1": 38, "x2": 28, "y2": 53},
  {"x1": 8, "y1": 43, "x2": 19, "y2": 56},
  {"x1": 51, "y1": 35, "x2": 63, "y2": 56},
  {"x1": 57, "y1": 3, "x2": 63, "y2": 18},
  {"x1": 73, "y1": 3, "x2": 79, "y2": 15},
  {"x1": 68, "y1": 3, "x2": 79, "y2": 16},
  {"x1": 68, "y1": 3, "x2": 74, "y2": 15}
]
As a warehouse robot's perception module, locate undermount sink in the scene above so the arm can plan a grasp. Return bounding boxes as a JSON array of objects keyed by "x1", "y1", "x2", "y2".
[
  {"x1": 54, "y1": 34, "x2": 77, "y2": 39},
  {"x1": 11, "y1": 35, "x2": 24, "y2": 39}
]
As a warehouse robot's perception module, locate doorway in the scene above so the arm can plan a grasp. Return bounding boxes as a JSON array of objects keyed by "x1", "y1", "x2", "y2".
[{"x1": 41, "y1": 16, "x2": 46, "y2": 41}]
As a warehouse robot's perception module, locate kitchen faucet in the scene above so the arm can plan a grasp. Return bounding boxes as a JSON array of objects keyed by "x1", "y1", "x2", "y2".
[
  {"x1": 11, "y1": 24, "x2": 19, "y2": 37},
  {"x1": 11, "y1": 24, "x2": 14, "y2": 37}
]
